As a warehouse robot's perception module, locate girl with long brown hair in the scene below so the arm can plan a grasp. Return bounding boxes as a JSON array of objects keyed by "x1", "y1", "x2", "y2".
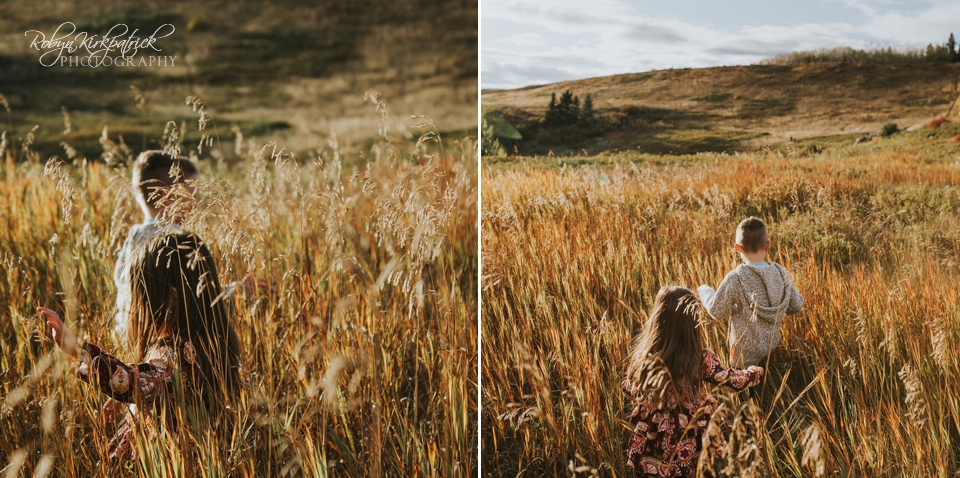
[
  {"x1": 39, "y1": 232, "x2": 242, "y2": 475},
  {"x1": 623, "y1": 286, "x2": 762, "y2": 477}
]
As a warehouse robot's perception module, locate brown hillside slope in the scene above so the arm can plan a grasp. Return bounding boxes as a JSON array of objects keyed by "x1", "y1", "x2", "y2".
[
  {"x1": 0, "y1": 0, "x2": 477, "y2": 158},
  {"x1": 483, "y1": 62, "x2": 960, "y2": 144}
]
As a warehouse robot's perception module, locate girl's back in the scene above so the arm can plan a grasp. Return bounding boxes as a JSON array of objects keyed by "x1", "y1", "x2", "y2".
[
  {"x1": 624, "y1": 286, "x2": 762, "y2": 477},
  {"x1": 41, "y1": 232, "x2": 243, "y2": 475}
]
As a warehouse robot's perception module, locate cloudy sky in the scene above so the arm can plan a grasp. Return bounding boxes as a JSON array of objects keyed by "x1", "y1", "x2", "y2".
[{"x1": 482, "y1": 0, "x2": 960, "y2": 89}]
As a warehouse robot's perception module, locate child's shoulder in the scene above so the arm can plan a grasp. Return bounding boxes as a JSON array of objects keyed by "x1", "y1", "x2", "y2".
[
  {"x1": 725, "y1": 264, "x2": 752, "y2": 278},
  {"x1": 767, "y1": 261, "x2": 796, "y2": 277},
  {"x1": 125, "y1": 221, "x2": 164, "y2": 247},
  {"x1": 734, "y1": 262, "x2": 792, "y2": 274}
]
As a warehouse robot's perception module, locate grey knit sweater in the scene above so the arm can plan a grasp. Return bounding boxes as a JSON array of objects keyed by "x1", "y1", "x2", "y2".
[{"x1": 697, "y1": 262, "x2": 804, "y2": 367}]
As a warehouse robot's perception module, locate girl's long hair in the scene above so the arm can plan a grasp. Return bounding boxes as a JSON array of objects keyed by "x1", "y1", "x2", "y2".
[
  {"x1": 126, "y1": 232, "x2": 242, "y2": 410},
  {"x1": 626, "y1": 286, "x2": 704, "y2": 401}
]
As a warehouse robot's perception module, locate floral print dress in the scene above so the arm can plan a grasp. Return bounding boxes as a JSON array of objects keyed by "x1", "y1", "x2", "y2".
[
  {"x1": 74, "y1": 336, "x2": 199, "y2": 475},
  {"x1": 623, "y1": 350, "x2": 761, "y2": 477}
]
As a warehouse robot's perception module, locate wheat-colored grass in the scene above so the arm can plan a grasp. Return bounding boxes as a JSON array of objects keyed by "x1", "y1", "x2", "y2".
[
  {"x1": 0, "y1": 93, "x2": 477, "y2": 477},
  {"x1": 482, "y1": 144, "x2": 960, "y2": 477}
]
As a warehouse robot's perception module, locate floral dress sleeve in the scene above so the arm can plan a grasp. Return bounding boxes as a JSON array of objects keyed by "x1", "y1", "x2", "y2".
[
  {"x1": 74, "y1": 339, "x2": 197, "y2": 403},
  {"x1": 701, "y1": 350, "x2": 760, "y2": 392}
]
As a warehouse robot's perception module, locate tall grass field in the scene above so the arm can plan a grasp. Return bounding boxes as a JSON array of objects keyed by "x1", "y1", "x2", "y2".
[
  {"x1": 482, "y1": 123, "x2": 960, "y2": 477},
  {"x1": 0, "y1": 94, "x2": 477, "y2": 477}
]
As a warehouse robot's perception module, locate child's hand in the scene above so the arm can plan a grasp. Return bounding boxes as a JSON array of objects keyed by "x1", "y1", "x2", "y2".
[
  {"x1": 37, "y1": 307, "x2": 79, "y2": 357},
  {"x1": 746, "y1": 365, "x2": 764, "y2": 386}
]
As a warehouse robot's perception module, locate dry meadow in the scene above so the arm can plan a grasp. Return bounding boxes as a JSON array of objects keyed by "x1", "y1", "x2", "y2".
[
  {"x1": 0, "y1": 94, "x2": 477, "y2": 477},
  {"x1": 482, "y1": 125, "x2": 960, "y2": 477}
]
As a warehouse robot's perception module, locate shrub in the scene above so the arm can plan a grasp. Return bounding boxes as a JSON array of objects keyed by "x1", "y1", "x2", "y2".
[
  {"x1": 880, "y1": 122, "x2": 899, "y2": 137},
  {"x1": 619, "y1": 104, "x2": 642, "y2": 117},
  {"x1": 481, "y1": 118, "x2": 503, "y2": 157},
  {"x1": 187, "y1": 14, "x2": 212, "y2": 32},
  {"x1": 929, "y1": 116, "x2": 949, "y2": 129}
]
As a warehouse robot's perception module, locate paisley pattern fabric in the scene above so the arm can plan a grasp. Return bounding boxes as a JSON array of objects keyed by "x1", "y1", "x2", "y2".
[
  {"x1": 74, "y1": 337, "x2": 198, "y2": 475},
  {"x1": 623, "y1": 350, "x2": 761, "y2": 477}
]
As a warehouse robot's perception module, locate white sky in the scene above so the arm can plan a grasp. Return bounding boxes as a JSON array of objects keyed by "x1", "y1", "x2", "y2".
[{"x1": 481, "y1": 0, "x2": 960, "y2": 89}]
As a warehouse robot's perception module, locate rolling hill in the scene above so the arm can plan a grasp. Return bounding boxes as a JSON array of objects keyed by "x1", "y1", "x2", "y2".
[
  {"x1": 482, "y1": 62, "x2": 960, "y2": 156},
  {"x1": 0, "y1": 0, "x2": 477, "y2": 161}
]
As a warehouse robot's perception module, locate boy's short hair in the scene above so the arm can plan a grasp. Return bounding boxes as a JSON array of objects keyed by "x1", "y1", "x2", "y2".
[
  {"x1": 131, "y1": 151, "x2": 198, "y2": 212},
  {"x1": 736, "y1": 217, "x2": 768, "y2": 253}
]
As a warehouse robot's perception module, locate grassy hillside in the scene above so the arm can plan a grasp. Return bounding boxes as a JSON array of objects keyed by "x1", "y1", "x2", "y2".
[
  {"x1": 0, "y1": 0, "x2": 477, "y2": 161},
  {"x1": 482, "y1": 62, "x2": 960, "y2": 156}
]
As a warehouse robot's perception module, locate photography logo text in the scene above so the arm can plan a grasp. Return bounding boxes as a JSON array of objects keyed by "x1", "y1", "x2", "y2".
[{"x1": 25, "y1": 22, "x2": 177, "y2": 68}]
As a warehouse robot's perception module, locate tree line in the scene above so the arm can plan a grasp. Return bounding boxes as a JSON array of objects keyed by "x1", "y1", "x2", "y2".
[{"x1": 765, "y1": 33, "x2": 960, "y2": 65}]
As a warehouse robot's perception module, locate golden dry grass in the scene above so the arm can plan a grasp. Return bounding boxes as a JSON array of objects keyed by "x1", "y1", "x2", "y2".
[
  {"x1": 0, "y1": 94, "x2": 477, "y2": 477},
  {"x1": 482, "y1": 145, "x2": 960, "y2": 476}
]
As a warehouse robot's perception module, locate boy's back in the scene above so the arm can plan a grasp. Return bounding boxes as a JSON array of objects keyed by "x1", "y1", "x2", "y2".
[
  {"x1": 698, "y1": 216, "x2": 804, "y2": 367},
  {"x1": 699, "y1": 262, "x2": 803, "y2": 367}
]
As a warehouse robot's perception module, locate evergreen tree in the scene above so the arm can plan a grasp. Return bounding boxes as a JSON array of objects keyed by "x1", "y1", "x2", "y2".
[
  {"x1": 545, "y1": 93, "x2": 558, "y2": 126},
  {"x1": 580, "y1": 94, "x2": 595, "y2": 126},
  {"x1": 557, "y1": 90, "x2": 573, "y2": 125},
  {"x1": 555, "y1": 90, "x2": 581, "y2": 125},
  {"x1": 926, "y1": 43, "x2": 946, "y2": 61},
  {"x1": 949, "y1": 33, "x2": 957, "y2": 62}
]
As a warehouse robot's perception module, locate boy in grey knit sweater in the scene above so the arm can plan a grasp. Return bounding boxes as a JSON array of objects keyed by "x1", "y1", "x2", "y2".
[{"x1": 697, "y1": 217, "x2": 804, "y2": 367}]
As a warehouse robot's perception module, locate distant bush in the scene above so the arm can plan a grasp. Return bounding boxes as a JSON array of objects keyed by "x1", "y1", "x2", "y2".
[
  {"x1": 929, "y1": 116, "x2": 949, "y2": 129},
  {"x1": 187, "y1": 14, "x2": 212, "y2": 32},
  {"x1": 690, "y1": 92, "x2": 731, "y2": 102},
  {"x1": 619, "y1": 105, "x2": 642, "y2": 117},
  {"x1": 880, "y1": 122, "x2": 899, "y2": 137}
]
